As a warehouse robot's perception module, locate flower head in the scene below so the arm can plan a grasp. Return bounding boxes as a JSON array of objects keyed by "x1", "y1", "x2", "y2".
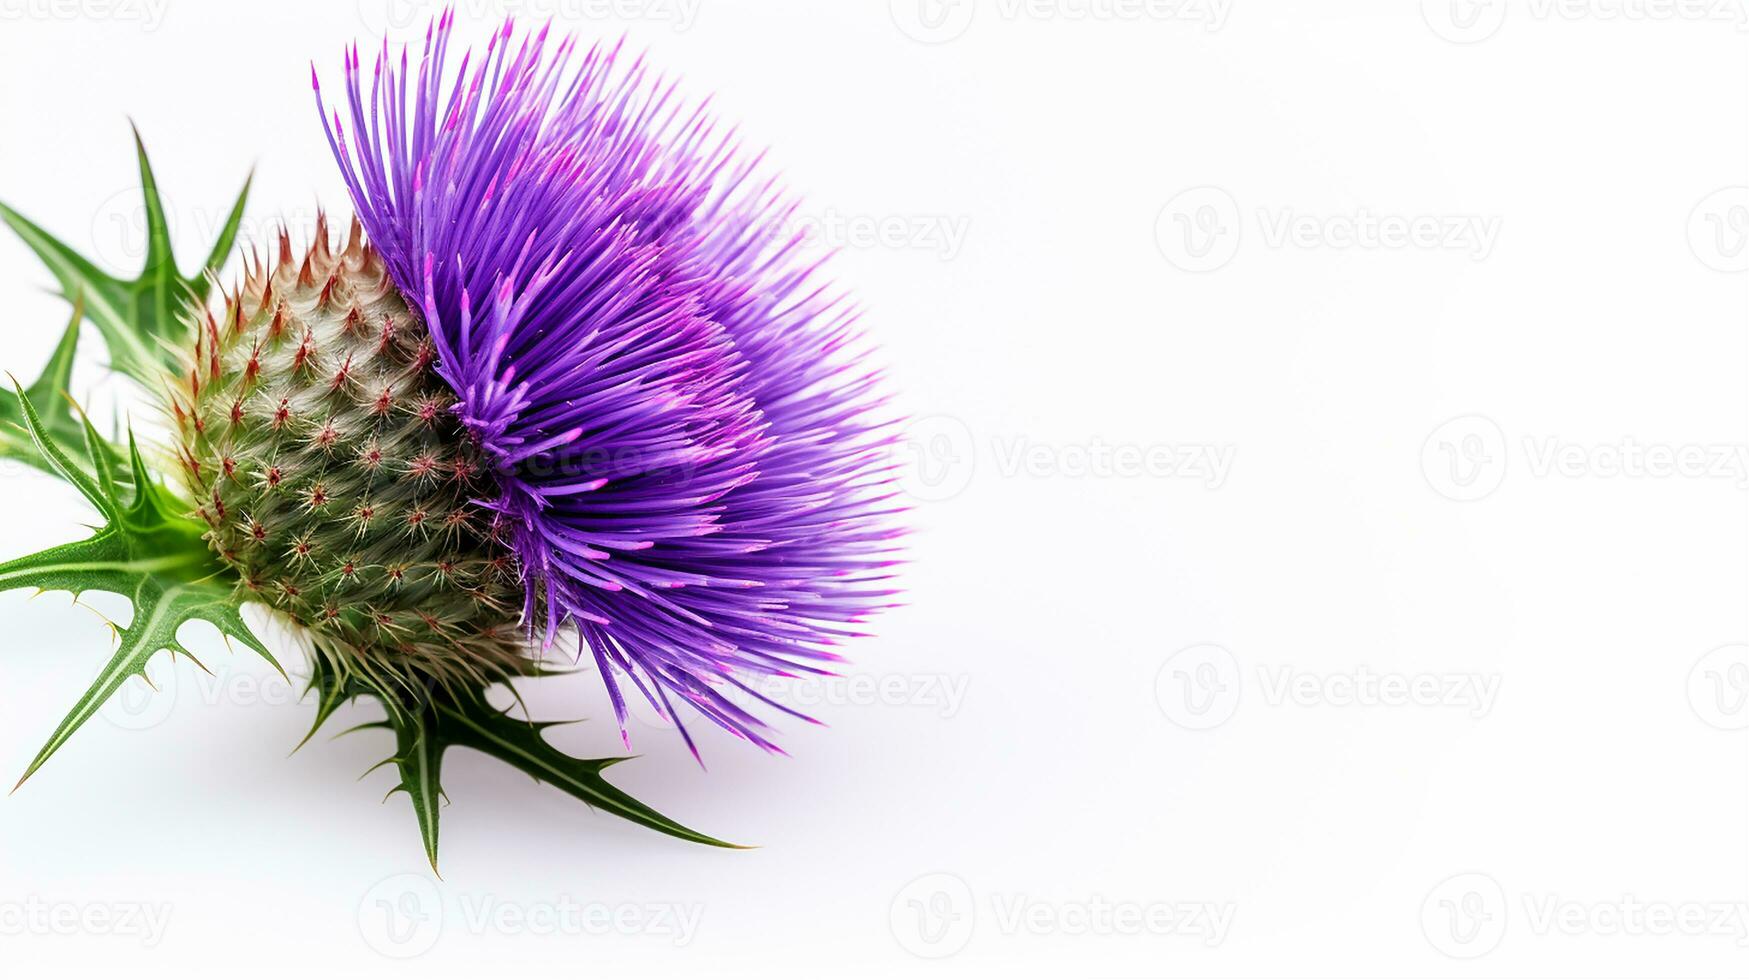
[{"x1": 317, "y1": 14, "x2": 904, "y2": 754}]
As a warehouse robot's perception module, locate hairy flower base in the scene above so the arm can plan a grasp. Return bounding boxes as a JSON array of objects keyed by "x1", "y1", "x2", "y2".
[{"x1": 172, "y1": 219, "x2": 531, "y2": 695}]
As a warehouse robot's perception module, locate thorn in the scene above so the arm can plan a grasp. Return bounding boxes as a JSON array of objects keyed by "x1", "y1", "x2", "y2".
[
  {"x1": 329, "y1": 353, "x2": 354, "y2": 391},
  {"x1": 290, "y1": 716, "x2": 331, "y2": 756},
  {"x1": 317, "y1": 268, "x2": 340, "y2": 309},
  {"x1": 375, "y1": 314, "x2": 399, "y2": 354},
  {"x1": 331, "y1": 720, "x2": 390, "y2": 739}
]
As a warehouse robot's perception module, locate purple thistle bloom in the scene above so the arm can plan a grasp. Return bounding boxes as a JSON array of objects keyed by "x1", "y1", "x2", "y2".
[{"x1": 315, "y1": 14, "x2": 904, "y2": 755}]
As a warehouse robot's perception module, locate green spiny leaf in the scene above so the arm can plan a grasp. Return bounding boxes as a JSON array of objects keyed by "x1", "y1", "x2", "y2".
[
  {"x1": 12, "y1": 580, "x2": 267, "y2": 791},
  {"x1": 295, "y1": 665, "x2": 357, "y2": 755},
  {"x1": 14, "y1": 381, "x2": 116, "y2": 521},
  {"x1": 298, "y1": 641, "x2": 405, "y2": 746},
  {"x1": 327, "y1": 665, "x2": 743, "y2": 868},
  {"x1": 0, "y1": 297, "x2": 127, "y2": 481},
  {"x1": 387, "y1": 703, "x2": 447, "y2": 874},
  {"x1": 0, "y1": 126, "x2": 252, "y2": 385},
  {"x1": 0, "y1": 386, "x2": 277, "y2": 789},
  {"x1": 28, "y1": 296, "x2": 81, "y2": 414},
  {"x1": 434, "y1": 691, "x2": 744, "y2": 851}
]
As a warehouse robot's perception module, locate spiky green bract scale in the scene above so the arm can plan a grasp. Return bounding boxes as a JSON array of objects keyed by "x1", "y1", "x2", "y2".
[
  {"x1": 387, "y1": 698, "x2": 447, "y2": 871},
  {"x1": 0, "y1": 384, "x2": 279, "y2": 789},
  {"x1": 433, "y1": 692, "x2": 746, "y2": 849},
  {"x1": 0, "y1": 126, "x2": 250, "y2": 385},
  {"x1": 171, "y1": 220, "x2": 528, "y2": 700},
  {"x1": 304, "y1": 659, "x2": 744, "y2": 872},
  {"x1": 0, "y1": 295, "x2": 128, "y2": 481}
]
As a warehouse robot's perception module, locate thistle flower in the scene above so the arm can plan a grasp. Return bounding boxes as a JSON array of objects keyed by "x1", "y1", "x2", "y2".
[
  {"x1": 0, "y1": 14, "x2": 903, "y2": 865},
  {"x1": 316, "y1": 14, "x2": 905, "y2": 754}
]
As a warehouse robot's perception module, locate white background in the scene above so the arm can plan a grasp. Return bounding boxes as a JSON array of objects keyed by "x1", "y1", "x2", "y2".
[{"x1": 0, "y1": 1, "x2": 1745, "y2": 976}]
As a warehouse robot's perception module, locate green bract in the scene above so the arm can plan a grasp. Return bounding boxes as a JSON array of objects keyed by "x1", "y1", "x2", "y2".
[{"x1": 0, "y1": 125, "x2": 249, "y2": 387}]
